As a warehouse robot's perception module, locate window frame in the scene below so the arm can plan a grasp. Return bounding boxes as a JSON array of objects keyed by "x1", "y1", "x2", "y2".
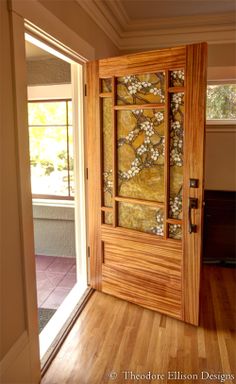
[
  {"x1": 28, "y1": 98, "x2": 74, "y2": 200},
  {"x1": 206, "y1": 81, "x2": 236, "y2": 125}
]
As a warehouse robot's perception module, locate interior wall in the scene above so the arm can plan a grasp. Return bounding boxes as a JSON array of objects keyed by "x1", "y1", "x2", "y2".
[
  {"x1": 1, "y1": 0, "x2": 119, "y2": 382},
  {"x1": 39, "y1": 0, "x2": 120, "y2": 59},
  {"x1": 0, "y1": 0, "x2": 27, "y2": 361},
  {"x1": 205, "y1": 127, "x2": 236, "y2": 191}
]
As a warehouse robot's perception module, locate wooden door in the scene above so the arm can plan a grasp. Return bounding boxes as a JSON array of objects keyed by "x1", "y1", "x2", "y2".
[{"x1": 86, "y1": 43, "x2": 207, "y2": 326}]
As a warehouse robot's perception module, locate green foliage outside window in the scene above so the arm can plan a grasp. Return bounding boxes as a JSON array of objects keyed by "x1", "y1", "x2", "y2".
[
  {"x1": 206, "y1": 84, "x2": 236, "y2": 120},
  {"x1": 28, "y1": 100, "x2": 74, "y2": 198}
]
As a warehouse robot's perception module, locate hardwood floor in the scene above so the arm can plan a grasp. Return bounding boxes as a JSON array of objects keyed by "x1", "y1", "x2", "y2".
[{"x1": 41, "y1": 266, "x2": 236, "y2": 384}]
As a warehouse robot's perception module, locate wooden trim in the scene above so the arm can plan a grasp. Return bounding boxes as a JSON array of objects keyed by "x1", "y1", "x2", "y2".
[
  {"x1": 99, "y1": 46, "x2": 186, "y2": 77},
  {"x1": 183, "y1": 42, "x2": 208, "y2": 325},
  {"x1": 164, "y1": 70, "x2": 170, "y2": 239},
  {"x1": 112, "y1": 77, "x2": 118, "y2": 227},
  {"x1": 114, "y1": 196, "x2": 164, "y2": 208},
  {"x1": 114, "y1": 104, "x2": 164, "y2": 110},
  {"x1": 101, "y1": 225, "x2": 182, "y2": 248},
  {"x1": 101, "y1": 206, "x2": 113, "y2": 212},
  {"x1": 167, "y1": 218, "x2": 182, "y2": 225},
  {"x1": 168, "y1": 86, "x2": 185, "y2": 93},
  {"x1": 87, "y1": 61, "x2": 102, "y2": 290},
  {"x1": 99, "y1": 92, "x2": 112, "y2": 98}
]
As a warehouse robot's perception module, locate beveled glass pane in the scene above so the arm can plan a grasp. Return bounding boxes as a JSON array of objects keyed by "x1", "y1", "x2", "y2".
[
  {"x1": 169, "y1": 224, "x2": 182, "y2": 240},
  {"x1": 102, "y1": 98, "x2": 113, "y2": 207},
  {"x1": 169, "y1": 93, "x2": 184, "y2": 219},
  {"x1": 102, "y1": 78, "x2": 112, "y2": 93},
  {"x1": 170, "y1": 70, "x2": 185, "y2": 87},
  {"x1": 118, "y1": 109, "x2": 165, "y2": 202},
  {"x1": 28, "y1": 101, "x2": 67, "y2": 125},
  {"x1": 117, "y1": 73, "x2": 165, "y2": 105},
  {"x1": 119, "y1": 202, "x2": 164, "y2": 236},
  {"x1": 104, "y1": 211, "x2": 113, "y2": 225}
]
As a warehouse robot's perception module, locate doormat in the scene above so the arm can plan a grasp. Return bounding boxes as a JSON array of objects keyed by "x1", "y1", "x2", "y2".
[{"x1": 38, "y1": 308, "x2": 56, "y2": 334}]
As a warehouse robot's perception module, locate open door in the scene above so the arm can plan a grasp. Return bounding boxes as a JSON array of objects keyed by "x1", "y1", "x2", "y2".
[{"x1": 87, "y1": 43, "x2": 207, "y2": 326}]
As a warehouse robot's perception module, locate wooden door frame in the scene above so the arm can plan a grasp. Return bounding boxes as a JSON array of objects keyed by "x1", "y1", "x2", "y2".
[{"x1": 87, "y1": 43, "x2": 207, "y2": 325}]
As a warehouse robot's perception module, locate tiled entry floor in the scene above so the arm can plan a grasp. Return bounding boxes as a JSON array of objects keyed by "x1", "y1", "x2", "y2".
[{"x1": 36, "y1": 255, "x2": 76, "y2": 309}]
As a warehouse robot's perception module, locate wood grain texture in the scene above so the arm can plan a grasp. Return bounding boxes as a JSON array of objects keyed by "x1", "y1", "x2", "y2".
[
  {"x1": 99, "y1": 46, "x2": 186, "y2": 77},
  {"x1": 102, "y1": 265, "x2": 182, "y2": 319},
  {"x1": 102, "y1": 240, "x2": 182, "y2": 318},
  {"x1": 88, "y1": 44, "x2": 207, "y2": 324},
  {"x1": 41, "y1": 266, "x2": 236, "y2": 384},
  {"x1": 183, "y1": 42, "x2": 208, "y2": 325},
  {"x1": 86, "y1": 61, "x2": 102, "y2": 290},
  {"x1": 101, "y1": 224, "x2": 182, "y2": 248}
]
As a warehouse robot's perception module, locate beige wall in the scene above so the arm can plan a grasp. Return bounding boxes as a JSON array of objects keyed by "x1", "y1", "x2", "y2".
[
  {"x1": 0, "y1": 0, "x2": 27, "y2": 360},
  {"x1": 39, "y1": 0, "x2": 119, "y2": 59},
  {"x1": 205, "y1": 127, "x2": 236, "y2": 191},
  {"x1": 0, "y1": 0, "x2": 118, "y2": 382}
]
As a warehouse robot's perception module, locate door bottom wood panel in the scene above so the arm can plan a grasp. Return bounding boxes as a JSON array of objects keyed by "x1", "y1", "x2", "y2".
[
  {"x1": 102, "y1": 240, "x2": 182, "y2": 319},
  {"x1": 102, "y1": 265, "x2": 182, "y2": 319}
]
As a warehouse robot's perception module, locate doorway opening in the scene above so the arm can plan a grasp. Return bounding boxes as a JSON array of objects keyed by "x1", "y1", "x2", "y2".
[{"x1": 24, "y1": 34, "x2": 88, "y2": 362}]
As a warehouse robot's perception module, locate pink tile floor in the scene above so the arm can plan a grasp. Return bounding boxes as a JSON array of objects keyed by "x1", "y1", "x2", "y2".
[{"x1": 36, "y1": 255, "x2": 76, "y2": 309}]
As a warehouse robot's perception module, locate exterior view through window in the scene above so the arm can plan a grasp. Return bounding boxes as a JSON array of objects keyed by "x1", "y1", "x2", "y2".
[
  {"x1": 206, "y1": 84, "x2": 236, "y2": 120},
  {"x1": 28, "y1": 100, "x2": 74, "y2": 199},
  {"x1": 25, "y1": 37, "x2": 87, "y2": 364}
]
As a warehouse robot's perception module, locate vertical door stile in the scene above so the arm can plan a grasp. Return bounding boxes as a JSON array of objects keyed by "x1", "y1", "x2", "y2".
[
  {"x1": 112, "y1": 76, "x2": 117, "y2": 227},
  {"x1": 87, "y1": 61, "x2": 102, "y2": 290},
  {"x1": 164, "y1": 69, "x2": 170, "y2": 240}
]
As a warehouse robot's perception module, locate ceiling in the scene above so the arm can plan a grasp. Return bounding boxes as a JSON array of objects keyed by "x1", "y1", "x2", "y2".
[{"x1": 77, "y1": 0, "x2": 236, "y2": 50}]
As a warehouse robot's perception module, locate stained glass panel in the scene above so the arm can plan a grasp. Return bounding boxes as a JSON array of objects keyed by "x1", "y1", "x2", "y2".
[
  {"x1": 169, "y1": 224, "x2": 182, "y2": 240},
  {"x1": 117, "y1": 109, "x2": 165, "y2": 202},
  {"x1": 104, "y1": 211, "x2": 113, "y2": 225},
  {"x1": 169, "y1": 92, "x2": 184, "y2": 219},
  {"x1": 117, "y1": 73, "x2": 165, "y2": 105},
  {"x1": 118, "y1": 202, "x2": 164, "y2": 236},
  {"x1": 102, "y1": 98, "x2": 113, "y2": 207},
  {"x1": 102, "y1": 78, "x2": 112, "y2": 93},
  {"x1": 170, "y1": 70, "x2": 185, "y2": 87}
]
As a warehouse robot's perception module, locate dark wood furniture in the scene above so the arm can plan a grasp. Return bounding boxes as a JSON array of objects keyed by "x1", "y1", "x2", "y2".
[{"x1": 203, "y1": 190, "x2": 236, "y2": 264}]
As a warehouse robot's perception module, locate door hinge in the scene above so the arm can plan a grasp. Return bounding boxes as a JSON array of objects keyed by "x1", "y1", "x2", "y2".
[
  {"x1": 86, "y1": 168, "x2": 88, "y2": 180},
  {"x1": 84, "y1": 84, "x2": 87, "y2": 96},
  {"x1": 87, "y1": 246, "x2": 90, "y2": 258}
]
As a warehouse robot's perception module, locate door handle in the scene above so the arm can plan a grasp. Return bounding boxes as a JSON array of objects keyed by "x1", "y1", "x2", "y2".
[{"x1": 189, "y1": 197, "x2": 198, "y2": 233}]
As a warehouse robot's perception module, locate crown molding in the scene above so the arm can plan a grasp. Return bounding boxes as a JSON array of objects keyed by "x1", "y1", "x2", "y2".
[{"x1": 76, "y1": 0, "x2": 236, "y2": 51}]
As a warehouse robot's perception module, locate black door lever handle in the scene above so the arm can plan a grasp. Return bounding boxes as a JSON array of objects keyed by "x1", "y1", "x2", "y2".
[{"x1": 189, "y1": 197, "x2": 198, "y2": 233}]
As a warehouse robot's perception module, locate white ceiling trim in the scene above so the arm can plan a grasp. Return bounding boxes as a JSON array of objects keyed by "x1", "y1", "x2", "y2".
[{"x1": 77, "y1": 0, "x2": 236, "y2": 50}]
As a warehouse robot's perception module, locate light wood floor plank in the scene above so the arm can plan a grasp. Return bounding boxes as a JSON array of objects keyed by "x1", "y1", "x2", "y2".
[{"x1": 41, "y1": 266, "x2": 236, "y2": 384}]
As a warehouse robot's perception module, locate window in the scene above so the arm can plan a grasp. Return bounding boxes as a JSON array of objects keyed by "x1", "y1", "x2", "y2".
[
  {"x1": 206, "y1": 84, "x2": 236, "y2": 121},
  {"x1": 28, "y1": 100, "x2": 74, "y2": 199}
]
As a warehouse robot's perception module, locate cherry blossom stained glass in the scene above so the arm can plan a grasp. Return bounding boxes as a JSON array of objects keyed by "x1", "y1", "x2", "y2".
[
  {"x1": 169, "y1": 224, "x2": 182, "y2": 240},
  {"x1": 170, "y1": 70, "x2": 185, "y2": 87},
  {"x1": 104, "y1": 211, "x2": 113, "y2": 225},
  {"x1": 169, "y1": 92, "x2": 184, "y2": 220},
  {"x1": 117, "y1": 109, "x2": 165, "y2": 202},
  {"x1": 117, "y1": 73, "x2": 165, "y2": 105},
  {"x1": 118, "y1": 202, "x2": 164, "y2": 236},
  {"x1": 102, "y1": 98, "x2": 113, "y2": 207},
  {"x1": 102, "y1": 78, "x2": 112, "y2": 93}
]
